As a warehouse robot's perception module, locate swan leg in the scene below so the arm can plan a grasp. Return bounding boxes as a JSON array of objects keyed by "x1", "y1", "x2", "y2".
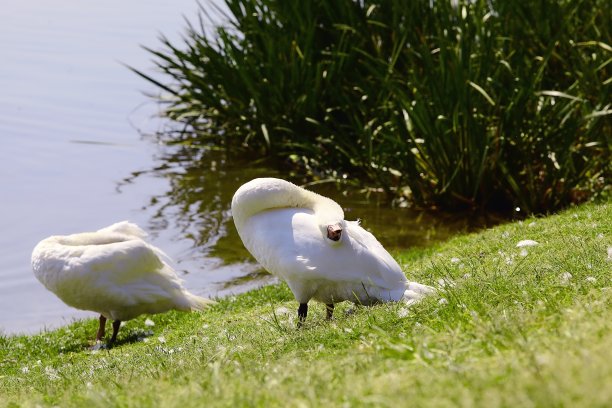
[
  {"x1": 326, "y1": 303, "x2": 334, "y2": 320},
  {"x1": 95, "y1": 315, "x2": 106, "y2": 341},
  {"x1": 297, "y1": 303, "x2": 308, "y2": 327},
  {"x1": 109, "y1": 320, "x2": 121, "y2": 345}
]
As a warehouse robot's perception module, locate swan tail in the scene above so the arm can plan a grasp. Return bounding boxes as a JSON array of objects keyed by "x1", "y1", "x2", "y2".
[
  {"x1": 402, "y1": 281, "x2": 436, "y2": 304},
  {"x1": 97, "y1": 221, "x2": 148, "y2": 239},
  {"x1": 185, "y1": 292, "x2": 217, "y2": 311}
]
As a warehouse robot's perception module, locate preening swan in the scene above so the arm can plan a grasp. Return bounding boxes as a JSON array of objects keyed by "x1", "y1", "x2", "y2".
[
  {"x1": 31, "y1": 221, "x2": 214, "y2": 344},
  {"x1": 231, "y1": 178, "x2": 434, "y2": 325}
]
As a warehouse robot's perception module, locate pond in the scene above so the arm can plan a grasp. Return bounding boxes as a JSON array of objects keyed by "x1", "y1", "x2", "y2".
[{"x1": 0, "y1": 0, "x2": 498, "y2": 335}]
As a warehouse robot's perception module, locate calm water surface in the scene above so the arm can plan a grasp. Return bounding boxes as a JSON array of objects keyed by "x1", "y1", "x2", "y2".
[
  {"x1": 0, "y1": 0, "x2": 242, "y2": 335},
  {"x1": 0, "y1": 1, "x2": 495, "y2": 335}
]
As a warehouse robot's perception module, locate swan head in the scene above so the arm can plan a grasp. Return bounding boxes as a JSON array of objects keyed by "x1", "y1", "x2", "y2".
[{"x1": 326, "y1": 223, "x2": 343, "y2": 241}]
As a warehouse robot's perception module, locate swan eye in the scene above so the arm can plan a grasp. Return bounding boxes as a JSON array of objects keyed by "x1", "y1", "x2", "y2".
[{"x1": 326, "y1": 224, "x2": 342, "y2": 241}]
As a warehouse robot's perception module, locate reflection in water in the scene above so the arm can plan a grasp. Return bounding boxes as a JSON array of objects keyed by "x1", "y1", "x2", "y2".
[{"x1": 125, "y1": 141, "x2": 503, "y2": 291}]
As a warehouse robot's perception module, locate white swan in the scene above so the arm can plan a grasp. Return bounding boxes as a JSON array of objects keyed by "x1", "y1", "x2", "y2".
[
  {"x1": 31, "y1": 221, "x2": 214, "y2": 344},
  {"x1": 231, "y1": 178, "x2": 434, "y2": 325}
]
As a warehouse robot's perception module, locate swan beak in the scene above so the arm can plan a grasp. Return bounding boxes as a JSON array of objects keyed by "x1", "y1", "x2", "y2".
[{"x1": 326, "y1": 223, "x2": 342, "y2": 241}]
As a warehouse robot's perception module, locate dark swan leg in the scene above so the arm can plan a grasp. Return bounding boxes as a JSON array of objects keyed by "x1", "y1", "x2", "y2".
[
  {"x1": 297, "y1": 303, "x2": 308, "y2": 327},
  {"x1": 326, "y1": 303, "x2": 334, "y2": 320},
  {"x1": 109, "y1": 320, "x2": 122, "y2": 345},
  {"x1": 95, "y1": 315, "x2": 107, "y2": 341}
]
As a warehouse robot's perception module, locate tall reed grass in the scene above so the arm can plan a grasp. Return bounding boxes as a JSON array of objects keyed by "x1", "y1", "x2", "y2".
[{"x1": 133, "y1": 0, "x2": 610, "y2": 213}]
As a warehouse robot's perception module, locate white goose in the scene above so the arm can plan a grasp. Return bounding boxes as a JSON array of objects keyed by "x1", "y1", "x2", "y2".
[
  {"x1": 231, "y1": 178, "x2": 434, "y2": 325},
  {"x1": 31, "y1": 221, "x2": 214, "y2": 344}
]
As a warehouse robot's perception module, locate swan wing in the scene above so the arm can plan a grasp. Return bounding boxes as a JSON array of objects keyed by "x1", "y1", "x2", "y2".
[
  {"x1": 95, "y1": 221, "x2": 148, "y2": 239},
  {"x1": 35, "y1": 237, "x2": 193, "y2": 319},
  {"x1": 343, "y1": 220, "x2": 407, "y2": 285},
  {"x1": 82, "y1": 240, "x2": 191, "y2": 311},
  {"x1": 241, "y1": 209, "x2": 406, "y2": 290},
  {"x1": 291, "y1": 219, "x2": 407, "y2": 287}
]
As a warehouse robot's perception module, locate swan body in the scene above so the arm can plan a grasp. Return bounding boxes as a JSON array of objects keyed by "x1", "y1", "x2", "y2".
[
  {"x1": 231, "y1": 178, "x2": 434, "y2": 322},
  {"x1": 31, "y1": 221, "x2": 214, "y2": 343}
]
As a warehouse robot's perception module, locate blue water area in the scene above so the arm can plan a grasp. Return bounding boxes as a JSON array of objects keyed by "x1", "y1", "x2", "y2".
[{"x1": 0, "y1": 0, "x2": 263, "y2": 335}]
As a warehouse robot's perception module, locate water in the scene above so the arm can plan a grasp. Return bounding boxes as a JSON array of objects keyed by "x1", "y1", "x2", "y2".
[
  {"x1": 0, "y1": 0, "x2": 238, "y2": 335},
  {"x1": 0, "y1": 1, "x2": 497, "y2": 336}
]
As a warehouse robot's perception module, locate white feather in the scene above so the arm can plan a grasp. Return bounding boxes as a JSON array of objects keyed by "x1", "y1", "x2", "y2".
[
  {"x1": 31, "y1": 221, "x2": 214, "y2": 321},
  {"x1": 231, "y1": 178, "x2": 434, "y2": 306}
]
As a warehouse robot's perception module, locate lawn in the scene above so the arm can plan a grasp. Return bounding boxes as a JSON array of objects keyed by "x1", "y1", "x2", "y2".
[{"x1": 1, "y1": 202, "x2": 610, "y2": 407}]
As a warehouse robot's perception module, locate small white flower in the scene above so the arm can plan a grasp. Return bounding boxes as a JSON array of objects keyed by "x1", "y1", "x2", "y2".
[
  {"x1": 520, "y1": 248, "x2": 528, "y2": 257},
  {"x1": 596, "y1": 233, "x2": 604, "y2": 239},
  {"x1": 438, "y1": 298, "x2": 448, "y2": 305},
  {"x1": 437, "y1": 278, "x2": 455, "y2": 288},
  {"x1": 516, "y1": 240, "x2": 539, "y2": 248},
  {"x1": 585, "y1": 276, "x2": 597, "y2": 283},
  {"x1": 535, "y1": 354, "x2": 549, "y2": 366},
  {"x1": 462, "y1": 273, "x2": 471, "y2": 279},
  {"x1": 275, "y1": 307, "x2": 291, "y2": 316},
  {"x1": 403, "y1": 298, "x2": 417, "y2": 306},
  {"x1": 86, "y1": 382, "x2": 93, "y2": 389},
  {"x1": 144, "y1": 318, "x2": 155, "y2": 327},
  {"x1": 21, "y1": 366, "x2": 29, "y2": 374},
  {"x1": 397, "y1": 307, "x2": 409, "y2": 318},
  {"x1": 528, "y1": 222, "x2": 536, "y2": 227},
  {"x1": 45, "y1": 366, "x2": 59, "y2": 381},
  {"x1": 560, "y1": 272, "x2": 572, "y2": 285},
  {"x1": 450, "y1": 257, "x2": 461, "y2": 264},
  {"x1": 158, "y1": 336, "x2": 166, "y2": 344},
  {"x1": 501, "y1": 231, "x2": 510, "y2": 238}
]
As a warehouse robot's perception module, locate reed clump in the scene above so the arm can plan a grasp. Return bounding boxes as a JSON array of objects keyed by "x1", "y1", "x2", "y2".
[{"x1": 134, "y1": 0, "x2": 610, "y2": 213}]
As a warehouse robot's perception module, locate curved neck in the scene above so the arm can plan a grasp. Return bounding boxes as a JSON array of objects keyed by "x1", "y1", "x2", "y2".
[
  {"x1": 48, "y1": 232, "x2": 129, "y2": 247},
  {"x1": 231, "y1": 178, "x2": 344, "y2": 230}
]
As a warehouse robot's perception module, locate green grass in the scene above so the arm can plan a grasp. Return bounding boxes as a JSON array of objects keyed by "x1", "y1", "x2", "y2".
[{"x1": 1, "y1": 202, "x2": 611, "y2": 407}]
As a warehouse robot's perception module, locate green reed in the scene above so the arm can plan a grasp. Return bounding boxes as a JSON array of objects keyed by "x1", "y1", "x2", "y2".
[{"x1": 133, "y1": 0, "x2": 610, "y2": 213}]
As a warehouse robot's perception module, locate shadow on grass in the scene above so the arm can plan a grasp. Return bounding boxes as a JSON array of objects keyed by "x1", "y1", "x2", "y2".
[{"x1": 57, "y1": 327, "x2": 154, "y2": 354}]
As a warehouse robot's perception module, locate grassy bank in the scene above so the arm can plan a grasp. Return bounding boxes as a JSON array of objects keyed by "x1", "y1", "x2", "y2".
[{"x1": 1, "y1": 202, "x2": 610, "y2": 407}]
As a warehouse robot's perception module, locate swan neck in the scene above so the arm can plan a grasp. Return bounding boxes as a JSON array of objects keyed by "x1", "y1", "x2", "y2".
[
  {"x1": 231, "y1": 178, "x2": 344, "y2": 229},
  {"x1": 42, "y1": 232, "x2": 129, "y2": 247}
]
